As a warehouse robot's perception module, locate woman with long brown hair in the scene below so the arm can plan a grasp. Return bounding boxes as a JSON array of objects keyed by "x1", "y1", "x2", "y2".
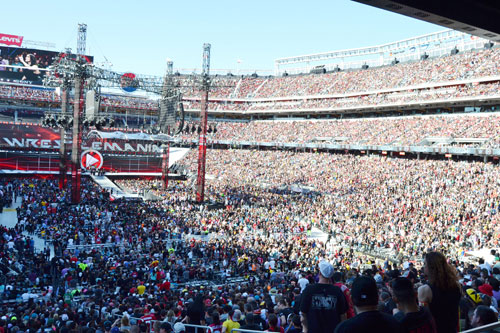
[{"x1": 418, "y1": 251, "x2": 461, "y2": 333}]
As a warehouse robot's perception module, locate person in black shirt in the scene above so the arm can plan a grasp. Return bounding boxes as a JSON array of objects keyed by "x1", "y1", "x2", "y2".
[
  {"x1": 285, "y1": 315, "x2": 302, "y2": 333},
  {"x1": 471, "y1": 305, "x2": 498, "y2": 331},
  {"x1": 292, "y1": 288, "x2": 302, "y2": 315},
  {"x1": 277, "y1": 297, "x2": 294, "y2": 327},
  {"x1": 418, "y1": 252, "x2": 461, "y2": 333},
  {"x1": 300, "y1": 261, "x2": 347, "y2": 333},
  {"x1": 335, "y1": 276, "x2": 403, "y2": 333},
  {"x1": 392, "y1": 277, "x2": 437, "y2": 333},
  {"x1": 240, "y1": 313, "x2": 261, "y2": 331}
]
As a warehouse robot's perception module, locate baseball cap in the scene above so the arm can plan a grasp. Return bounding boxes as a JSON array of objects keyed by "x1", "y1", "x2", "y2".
[
  {"x1": 351, "y1": 276, "x2": 378, "y2": 306},
  {"x1": 466, "y1": 288, "x2": 482, "y2": 304},
  {"x1": 318, "y1": 261, "x2": 334, "y2": 279},
  {"x1": 173, "y1": 322, "x2": 185, "y2": 333},
  {"x1": 479, "y1": 284, "x2": 494, "y2": 297},
  {"x1": 103, "y1": 321, "x2": 112, "y2": 330}
]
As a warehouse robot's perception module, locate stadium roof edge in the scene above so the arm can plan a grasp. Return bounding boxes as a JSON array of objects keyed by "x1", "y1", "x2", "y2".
[{"x1": 274, "y1": 29, "x2": 476, "y2": 65}]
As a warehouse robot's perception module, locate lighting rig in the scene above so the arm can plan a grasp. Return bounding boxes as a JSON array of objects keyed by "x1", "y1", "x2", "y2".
[
  {"x1": 42, "y1": 30, "x2": 227, "y2": 204},
  {"x1": 42, "y1": 50, "x2": 185, "y2": 203},
  {"x1": 41, "y1": 113, "x2": 115, "y2": 130},
  {"x1": 182, "y1": 123, "x2": 218, "y2": 135}
]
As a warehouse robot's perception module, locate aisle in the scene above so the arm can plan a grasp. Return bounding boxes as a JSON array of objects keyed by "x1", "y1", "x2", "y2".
[
  {"x1": 0, "y1": 195, "x2": 54, "y2": 258},
  {"x1": 308, "y1": 227, "x2": 329, "y2": 243}
]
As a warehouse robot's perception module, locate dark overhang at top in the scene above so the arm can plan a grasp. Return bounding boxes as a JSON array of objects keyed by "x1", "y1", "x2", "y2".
[{"x1": 352, "y1": 0, "x2": 500, "y2": 42}]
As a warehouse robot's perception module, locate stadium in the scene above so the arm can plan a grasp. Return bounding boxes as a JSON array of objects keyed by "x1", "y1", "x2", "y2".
[{"x1": 1, "y1": 1, "x2": 500, "y2": 332}]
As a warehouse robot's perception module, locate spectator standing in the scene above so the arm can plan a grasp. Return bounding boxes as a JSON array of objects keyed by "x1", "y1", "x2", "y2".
[
  {"x1": 334, "y1": 276, "x2": 403, "y2": 333},
  {"x1": 332, "y1": 272, "x2": 355, "y2": 319},
  {"x1": 471, "y1": 305, "x2": 498, "y2": 332},
  {"x1": 418, "y1": 252, "x2": 461, "y2": 333},
  {"x1": 392, "y1": 277, "x2": 437, "y2": 333},
  {"x1": 222, "y1": 310, "x2": 240, "y2": 333},
  {"x1": 300, "y1": 261, "x2": 347, "y2": 333}
]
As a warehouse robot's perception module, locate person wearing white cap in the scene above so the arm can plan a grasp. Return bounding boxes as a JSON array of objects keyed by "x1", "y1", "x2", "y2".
[
  {"x1": 173, "y1": 322, "x2": 185, "y2": 333},
  {"x1": 299, "y1": 261, "x2": 347, "y2": 333}
]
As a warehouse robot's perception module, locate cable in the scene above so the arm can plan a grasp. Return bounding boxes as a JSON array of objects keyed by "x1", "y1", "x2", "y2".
[
  {"x1": 62, "y1": 26, "x2": 78, "y2": 52},
  {"x1": 88, "y1": 28, "x2": 112, "y2": 68}
]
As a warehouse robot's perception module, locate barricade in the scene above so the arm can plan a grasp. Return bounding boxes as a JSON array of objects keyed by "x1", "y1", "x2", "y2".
[
  {"x1": 231, "y1": 329, "x2": 265, "y2": 333},
  {"x1": 462, "y1": 321, "x2": 500, "y2": 332},
  {"x1": 111, "y1": 315, "x2": 214, "y2": 333}
]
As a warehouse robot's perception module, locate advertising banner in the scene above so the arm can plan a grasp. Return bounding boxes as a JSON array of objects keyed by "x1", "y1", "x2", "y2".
[{"x1": 0, "y1": 34, "x2": 23, "y2": 47}]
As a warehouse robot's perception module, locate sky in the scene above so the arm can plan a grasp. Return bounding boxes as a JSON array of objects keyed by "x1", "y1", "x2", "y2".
[{"x1": 1, "y1": 0, "x2": 443, "y2": 76}]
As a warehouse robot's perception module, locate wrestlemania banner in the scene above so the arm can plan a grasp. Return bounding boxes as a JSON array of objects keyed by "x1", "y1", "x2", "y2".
[
  {"x1": 0, "y1": 151, "x2": 164, "y2": 173},
  {"x1": 0, "y1": 123, "x2": 164, "y2": 153},
  {"x1": 0, "y1": 123, "x2": 188, "y2": 173}
]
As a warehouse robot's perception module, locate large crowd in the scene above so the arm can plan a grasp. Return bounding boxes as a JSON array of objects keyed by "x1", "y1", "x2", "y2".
[
  {"x1": 0, "y1": 148, "x2": 499, "y2": 332},
  {"x1": 1, "y1": 45, "x2": 500, "y2": 333},
  {"x1": 1, "y1": 47, "x2": 500, "y2": 117},
  {"x1": 179, "y1": 112, "x2": 500, "y2": 148}
]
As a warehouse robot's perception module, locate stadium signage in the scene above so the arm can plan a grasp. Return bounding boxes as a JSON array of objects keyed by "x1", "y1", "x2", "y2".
[
  {"x1": 80, "y1": 150, "x2": 103, "y2": 170},
  {"x1": 0, "y1": 33, "x2": 23, "y2": 47},
  {"x1": 2, "y1": 138, "x2": 163, "y2": 153}
]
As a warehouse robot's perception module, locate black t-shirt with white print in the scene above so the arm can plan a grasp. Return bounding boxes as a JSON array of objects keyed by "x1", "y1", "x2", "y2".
[{"x1": 299, "y1": 283, "x2": 347, "y2": 333}]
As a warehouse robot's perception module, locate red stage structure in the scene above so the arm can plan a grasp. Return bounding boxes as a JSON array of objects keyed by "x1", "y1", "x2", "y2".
[
  {"x1": 196, "y1": 43, "x2": 211, "y2": 203},
  {"x1": 59, "y1": 86, "x2": 68, "y2": 190},
  {"x1": 71, "y1": 76, "x2": 85, "y2": 204},
  {"x1": 162, "y1": 142, "x2": 170, "y2": 189}
]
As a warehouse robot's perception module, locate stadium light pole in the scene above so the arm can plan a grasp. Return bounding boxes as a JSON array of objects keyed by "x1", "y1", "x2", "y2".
[{"x1": 196, "y1": 43, "x2": 211, "y2": 203}]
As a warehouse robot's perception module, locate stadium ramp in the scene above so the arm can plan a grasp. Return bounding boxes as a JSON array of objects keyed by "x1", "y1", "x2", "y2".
[{"x1": 90, "y1": 175, "x2": 143, "y2": 200}]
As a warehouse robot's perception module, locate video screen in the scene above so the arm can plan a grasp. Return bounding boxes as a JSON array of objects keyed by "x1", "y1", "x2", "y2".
[{"x1": 0, "y1": 47, "x2": 93, "y2": 85}]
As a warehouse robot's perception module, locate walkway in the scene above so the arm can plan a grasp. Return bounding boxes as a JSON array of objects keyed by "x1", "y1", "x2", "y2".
[
  {"x1": 0, "y1": 195, "x2": 54, "y2": 257},
  {"x1": 90, "y1": 175, "x2": 142, "y2": 200},
  {"x1": 308, "y1": 226, "x2": 329, "y2": 243}
]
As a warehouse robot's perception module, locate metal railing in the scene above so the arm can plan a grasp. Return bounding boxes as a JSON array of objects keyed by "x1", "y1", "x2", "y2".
[
  {"x1": 184, "y1": 324, "x2": 214, "y2": 333},
  {"x1": 231, "y1": 329, "x2": 265, "y2": 333},
  {"x1": 110, "y1": 315, "x2": 214, "y2": 333},
  {"x1": 462, "y1": 321, "x2": 500, "y2": 332}
]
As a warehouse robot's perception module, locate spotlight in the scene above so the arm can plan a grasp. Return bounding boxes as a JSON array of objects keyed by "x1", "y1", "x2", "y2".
[
  {"x1": 82, "y1": 118, "x2": 88, "y2": 128},
  {"x1": 95, "y1": 117, "x2": 107, "y2": 131},
  {"x1": 47, "y1": 115, "x2": 57, "y2": 128},
  {"x1": 56, "y1": 116, "x2": 66, "y2": 128}
]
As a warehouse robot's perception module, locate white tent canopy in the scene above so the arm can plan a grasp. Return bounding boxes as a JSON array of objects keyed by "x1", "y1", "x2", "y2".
[{"x1": 87, "y1": 130, "x2": 172, "y2": 141}]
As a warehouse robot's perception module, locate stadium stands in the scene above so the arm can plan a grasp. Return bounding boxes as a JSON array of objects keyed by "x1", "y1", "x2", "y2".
[
  {"x1": 1, "y1": 47, "x2": 500, "y2": 116},
  {"x1": 178, "y1": 112, "x2": 500, "y2": 148},
  {"x1": 2, "y1": 36, "x2": 500, "y2": 333}
]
